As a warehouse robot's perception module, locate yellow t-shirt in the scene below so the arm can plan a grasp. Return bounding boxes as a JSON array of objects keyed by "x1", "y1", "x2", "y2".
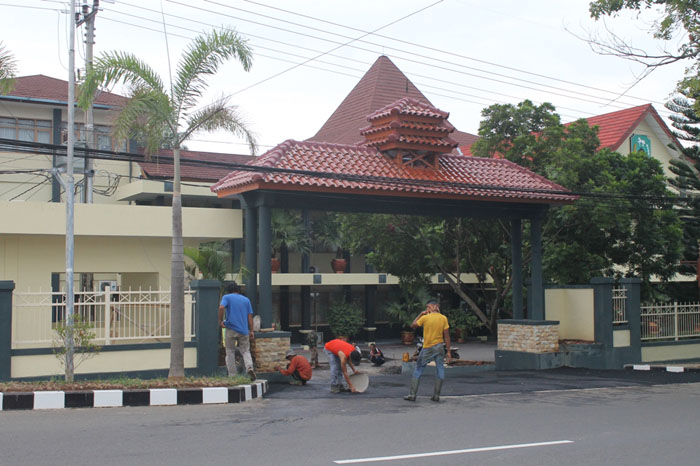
[{"x1": 416, "y1": 312, "x2": 449, "y2": 349}]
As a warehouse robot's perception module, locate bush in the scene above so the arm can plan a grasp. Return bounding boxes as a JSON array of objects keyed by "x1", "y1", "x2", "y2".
[{"x1": 327, "y1": 299, "x2": 364, "y2": 339}]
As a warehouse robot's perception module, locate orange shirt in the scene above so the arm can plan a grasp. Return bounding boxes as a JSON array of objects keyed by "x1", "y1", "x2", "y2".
[
  {"x1": 280, "y1": 355, "x2": 312, "y2": 380},
  {"x1": 324, "y1": 339, "x2": 355, "y2": 358}
]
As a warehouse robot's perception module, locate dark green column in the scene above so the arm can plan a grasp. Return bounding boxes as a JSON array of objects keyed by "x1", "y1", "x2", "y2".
[
  {"x1": 242, "y1": 197, "x2": 258, "y2": 314},
  {"x1": 511, "y1": 218, "x2": 523, "y2": 320},
  {"x1": 258, "y1": 204, "x2": 272, "y2": 328},
  {"x1": 0, "y1": 281, "x2": 15, "y2": 381},
  {"x1": 191, "y1": 279, "x2": 221, "y2": 376},
  {"x1": 591, "y1": 277, "x2": 615, "y2": 347},
  {"x1": 530, "y1": 215, "x2": 544, "y2": 320}
]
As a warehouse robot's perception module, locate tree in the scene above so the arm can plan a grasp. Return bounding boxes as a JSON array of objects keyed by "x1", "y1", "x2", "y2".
[
  {"x1": 184, "y1": 241, "x2": 228, "y2": 283},
  {"x1": 474, "y1": 100, "x2": 683, "y2": 297},
  {"x1": 0, "y1": 42, "x2": 17, "y2": 95},
  {"x1": 79, "y1": 29, "x2": 257, "y2": 379},
  {"x1": 666, "y1": 88, "x2": 700, "y2": 281},
  {"x1": 588, "y1": 1, "x2": 700, "y2": 109}
]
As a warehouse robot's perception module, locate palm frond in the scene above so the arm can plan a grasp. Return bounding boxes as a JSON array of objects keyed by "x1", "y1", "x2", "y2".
[
  {"x1": 78, "y1": 51, "x2": 165, "y2": 109},
  {"x1": 112, "y1": 86, "x2": 174, "y2": 157},
  {"x1": 181, "y1": 98, "x2": 257, "y2": 155},
  {"x1": 0, "y1": 42, "x2": 17, "y2": 95},
  {"x1": 173, "y1": 28, "x2": 253, "y2": 120}
]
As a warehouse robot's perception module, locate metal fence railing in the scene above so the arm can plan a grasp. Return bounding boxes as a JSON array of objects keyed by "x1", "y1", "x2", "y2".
[
  {"x1": 612, "y1": 286, "x2": 627, "y2": 324},
  {"x1": 641, "y1": 302, "x2": 700, "y2": 341},
  {"x1": 12, "y1": 289, "x2": 195, "y2": 349}
]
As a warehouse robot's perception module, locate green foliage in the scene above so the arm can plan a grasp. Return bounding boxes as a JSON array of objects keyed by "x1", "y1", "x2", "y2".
[
  {"x1": 326, "y1": 299, "x2": 364, "y2": 338},
  {"x1": 313, "y1": 212, "x2": 349, "y2": 258},
  {"x1": 445, "y1": 308, "x2": 484, "y2": 336},
  {"x1": 666, "y1": 87, "x2": 700, "y2": 281},
  {"x1": 0, "y1": 42, "x2": 16, "y2": 95},
  {"x1": 184, "y1": 241, "x2": 229, "y2": 282},
  {"x1": 271, "y1": 209, "x2": 311, "y2": 258},
  {"x1": 384, "y1": 286, "x2": 432, "y2": 329},
  {"x1": 53, "y1": 315, "x2": 101, "y2": 371}
]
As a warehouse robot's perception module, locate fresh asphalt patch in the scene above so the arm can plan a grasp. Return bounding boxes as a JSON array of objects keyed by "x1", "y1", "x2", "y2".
[{"x1": 265, "y1": 367, "x2": 700, "y2": 400}]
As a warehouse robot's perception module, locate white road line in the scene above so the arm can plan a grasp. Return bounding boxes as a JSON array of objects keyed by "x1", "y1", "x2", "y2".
[{"x1": 334, "y1": 440, "x2": 574, "y2": 464}]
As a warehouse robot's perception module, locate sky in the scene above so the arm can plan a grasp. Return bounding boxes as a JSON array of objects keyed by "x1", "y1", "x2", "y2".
[{"x1": 0, "y1": 0, "x2": 691, "y2": 155}]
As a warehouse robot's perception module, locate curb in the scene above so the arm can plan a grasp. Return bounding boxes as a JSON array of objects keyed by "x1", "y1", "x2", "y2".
[
  {"x1": 625, "y1": 364, "x2": 700, "y2": 373},
  {"x1": 0, "y1": 380, "x2": 268, "y2": 411}
]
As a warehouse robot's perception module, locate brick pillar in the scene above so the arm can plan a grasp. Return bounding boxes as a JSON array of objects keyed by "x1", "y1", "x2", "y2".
[{"x1": 252, "y1": 331, "x2": 291, "y2": 373}]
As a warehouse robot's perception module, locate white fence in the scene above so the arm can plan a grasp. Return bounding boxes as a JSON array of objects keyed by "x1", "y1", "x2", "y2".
[
  {"x1": 12, "y1": 289, "x2": 195, "y2": 349},
  {"x1": 641, "y1": 302, "x2": 700, "y2": 341},
  {"x1": 612, "y1": 286, "x2": 627, "y2": 324}
]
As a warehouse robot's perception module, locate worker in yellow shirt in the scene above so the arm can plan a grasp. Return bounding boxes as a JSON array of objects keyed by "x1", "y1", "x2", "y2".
[{"x1": 404, "y1": 299, "x2": 451, "y2": 402}]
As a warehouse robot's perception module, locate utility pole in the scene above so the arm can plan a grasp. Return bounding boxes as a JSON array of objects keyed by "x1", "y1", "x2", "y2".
[{"x1": 77, "y1": 0, "x2": 99, "y2": 204}]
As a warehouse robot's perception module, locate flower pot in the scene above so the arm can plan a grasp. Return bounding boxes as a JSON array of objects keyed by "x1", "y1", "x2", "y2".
[
  {"x1": 271, "y1": 257, "x2": 280, "y2": 273},
  {"x1": 401, "y1": 330, "x2": 415, "y2": 345},
  {"x1": 331, "y1": 258, "x2": 347, "y2": 273}
]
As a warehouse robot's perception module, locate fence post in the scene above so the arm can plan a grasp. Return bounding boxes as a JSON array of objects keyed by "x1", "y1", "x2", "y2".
[
  {"x1": 674, "y1": 302, "x2": 679, "y2": 342},
  {"x1": 104, "y1": 290, "x2": 111, "y2": 345},
  {"x1": 0, "y1": 281, "x2": 16, "y2": 381},
  {"x1": 190, "y1": 279, "x2": 221, "y2": 376},
  {"x1": 619, "y1": 277, "x2": 642, "y2": 364}
]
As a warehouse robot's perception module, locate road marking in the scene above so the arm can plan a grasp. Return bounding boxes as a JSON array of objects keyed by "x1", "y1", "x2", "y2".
[{"x1": 334, "y1": 440, "x2": 574, "y2": 464}]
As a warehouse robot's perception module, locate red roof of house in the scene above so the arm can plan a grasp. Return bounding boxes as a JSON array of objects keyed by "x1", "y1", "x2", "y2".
[
  {"x1": 211, "y1": 139, "x2": 575, "y2": 204},
  {"x1": 579, "y1": 104, "x2": 678, "y2": 150},
  {"x1": 4, "y1": 75, "x2": 126, "y2": 107},
  {"x1": 308, "y1": 56, "x2": 478, "y2": 151},
  {"x1": 139, "y1": 149, "x2": 255, "y2": 182}
]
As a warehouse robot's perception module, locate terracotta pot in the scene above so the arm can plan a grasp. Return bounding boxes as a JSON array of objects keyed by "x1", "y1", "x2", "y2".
[
  {"x1": 401, "y1": 330, "x2": 415, "y2": 345},
  {"x1": 271, "y1": 257, "x2": 280, "y2": 273},
  {"x1": 331, "y1": 258, "x2": 347, "y2": 273}
]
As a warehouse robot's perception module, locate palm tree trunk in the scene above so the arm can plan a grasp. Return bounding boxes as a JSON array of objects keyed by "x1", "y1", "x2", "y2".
[{"x1": 169, "y1": 146, "x2": 185, "y2": 379}]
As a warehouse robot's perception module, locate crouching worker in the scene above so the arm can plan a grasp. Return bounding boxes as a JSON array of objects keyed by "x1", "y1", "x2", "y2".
[
  {"x1": 323, "y1": 338, "x2": 361, "y2": 393},
  {"x1": 275, "y1": 350, "x2": 312, "y2": 385},
  {"x1": 369, "y1": 343, "x2": 385, "y2": 366}
]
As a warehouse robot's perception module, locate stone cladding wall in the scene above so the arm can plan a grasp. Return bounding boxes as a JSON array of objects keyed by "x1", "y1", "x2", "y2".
[
  {"x1": 253, "y1": 335, "x2": 290, "y2": 372},
  {"x1": 498, "y1": 322, "x2": 559, "y2": 353}
]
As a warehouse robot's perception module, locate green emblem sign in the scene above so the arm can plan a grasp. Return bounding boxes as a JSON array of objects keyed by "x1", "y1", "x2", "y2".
[{"x1": 630, "y1": 134, "x2": 651, "y2": 155}]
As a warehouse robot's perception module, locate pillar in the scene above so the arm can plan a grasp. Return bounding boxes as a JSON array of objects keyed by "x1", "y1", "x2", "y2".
[
  {"x1": 190, "y1": 279, "x2": 221, "y2": 375},
  {"x1": 242, "y1": 198, "x2": 258, "y2": 314},
  {"x1": 511, "y1": 218, "x2": 523, "y2": 320},
  {"x1": 0, "y1": 281, "x2": 15, "y2": 381},
  {"x1": 258, "y1": 204, "x2": 272, "y2": 329},
  {"x1": 530, "y1": 215, "x2": 544, "y2": 320}
]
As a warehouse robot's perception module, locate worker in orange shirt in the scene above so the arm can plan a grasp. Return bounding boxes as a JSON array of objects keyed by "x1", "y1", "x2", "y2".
[{"x1": 275, "y1": 349, "x2": 312, "y2": 385}]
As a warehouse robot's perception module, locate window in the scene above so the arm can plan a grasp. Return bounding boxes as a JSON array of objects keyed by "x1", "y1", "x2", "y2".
[
  {"x1": 0, "y1": 117, "x2": 51, "y2": 143},
  {"x1": 62, "y1": 123, "x2": 127, "y2": 152}
]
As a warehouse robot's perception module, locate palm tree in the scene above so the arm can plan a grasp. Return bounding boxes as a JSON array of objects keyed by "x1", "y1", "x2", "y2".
[
  {"x1": 0, "y1": 42, "x2": 17, "y2": 95},
  {"x1": 79, "y1": 29, "x2": 257, "y2": 378}
]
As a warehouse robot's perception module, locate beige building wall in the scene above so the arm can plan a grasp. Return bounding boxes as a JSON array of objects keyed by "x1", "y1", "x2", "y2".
[
  {"x1": 613, "y1": 116, "x2": 681, "y2": 179},
  {"x1": 11, "y1": 347, "x2": 197, "y2": 378},
  {"x1": 642, "y1": 343, "x2": 700, "y2": 363},
  {"x1": 545, "y1": 288, "x2": 595, "y2": 341}
]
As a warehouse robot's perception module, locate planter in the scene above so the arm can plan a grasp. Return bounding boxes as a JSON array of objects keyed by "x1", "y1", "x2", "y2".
[
  {"x1": 271, "y1": 257, "x2": 280, "y2": 273},
  {"x1": 400, "y1": 330, "x2": 415, "y2": 345},
  {"x1": 331, "y1": 258, "x2": 347, "y2": 273}
]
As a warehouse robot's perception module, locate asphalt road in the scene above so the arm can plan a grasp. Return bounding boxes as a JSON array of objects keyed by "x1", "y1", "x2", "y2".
[{"x1": 2, "y1": 369, "x2": 700, "y2": 466}]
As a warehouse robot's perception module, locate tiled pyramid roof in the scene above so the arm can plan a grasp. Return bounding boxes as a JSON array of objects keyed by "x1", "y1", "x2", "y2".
[
  {"x1": 140, "y1": 149, "x2": 255, "y2": 182},
  {"x1": 211, "y1": 139, "x2": 575, "y2": 204},
  {"x1": 3, "y1": 75, "x2": 126, "y2": 107},
  {"x1": 309, "y1": 56, "x2": 478, "y2": 149}
]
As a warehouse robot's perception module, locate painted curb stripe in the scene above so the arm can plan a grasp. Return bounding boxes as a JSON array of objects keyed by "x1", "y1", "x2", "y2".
[
  {"x1": 666, "y1": 366, "x2": 684, "y2": 373},
  {"x1": 33, "y1": 391, "x2": 65, "y2": 410},
  {"x1": 0, "y1": 381, "x2": 267, "y2": 411},
  {"x1": 632, "y1": 364, "x2": 651, "y2": 371}
]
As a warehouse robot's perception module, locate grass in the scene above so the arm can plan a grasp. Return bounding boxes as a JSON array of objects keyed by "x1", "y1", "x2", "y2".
[{"x1": 0, "y1": 375, "x2": 253, "y2": 392}]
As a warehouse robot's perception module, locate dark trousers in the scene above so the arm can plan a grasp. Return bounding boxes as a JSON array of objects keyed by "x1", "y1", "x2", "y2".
[{"x1": 290, "y1": 368, "x2": 307, "y2": 385}]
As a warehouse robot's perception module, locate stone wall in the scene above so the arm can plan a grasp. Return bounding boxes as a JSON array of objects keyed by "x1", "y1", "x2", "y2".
[
  {"x1": 498, "y1": 320, "x2": 559, "y2": 353},
  {"x1": 252, "y1": 332, "x2": 290, "y2": 372}
]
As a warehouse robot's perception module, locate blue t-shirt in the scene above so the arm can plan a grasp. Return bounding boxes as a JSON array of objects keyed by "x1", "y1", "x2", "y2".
[{"x1": 220, "y1": 293, "x2": 253, "y2": 334}]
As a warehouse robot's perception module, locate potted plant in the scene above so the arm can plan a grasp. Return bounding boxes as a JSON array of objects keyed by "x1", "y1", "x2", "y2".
[
  {"x1": 313, "y1": 212, "x2": 349, "y2": 273},
  {"x1": 327, "y1": 298, "x2": 364, "y2": 340},
  {"x1": 271, "y1": 209, "x2": 311, "y2": 273},
  {"x1": 445, "y1": 307, "x2": 484, "y2": 343},
  {"x1": 384, "y1": 286, "x2": 432, "y2": 345}
]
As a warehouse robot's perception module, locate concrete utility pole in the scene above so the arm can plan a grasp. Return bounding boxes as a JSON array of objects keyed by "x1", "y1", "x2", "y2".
[
  {"x1": 77, "y1": 0, "x2": 99, "y2": 204},
  {"x1": 65, "y1": 0, "x2": 77, "y2": 381}
]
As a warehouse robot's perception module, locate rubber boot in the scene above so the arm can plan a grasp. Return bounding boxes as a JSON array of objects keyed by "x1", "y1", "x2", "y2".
[
  {"x1": 431, "y1": 379, "x2": 443, "y2": 402},
  {"x1": 404, "y1": 378, "x2": 420, "y2": 401}
]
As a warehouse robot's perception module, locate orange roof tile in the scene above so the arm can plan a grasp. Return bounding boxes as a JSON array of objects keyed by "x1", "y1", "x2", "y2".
[
  {"x1": 211, "y1": 139, "x2": 575, "y2": 204},
  {"x1": 139, "y1": 149, "x2": 254, "y2": 182}
]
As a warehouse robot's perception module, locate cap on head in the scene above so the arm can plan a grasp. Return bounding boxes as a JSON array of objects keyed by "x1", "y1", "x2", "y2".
[
  {"x1": 285, "y1": 349, "x2": 296, "y2": 358},
  {"x1": 426, "y1": 299, "x2": 438, "y2": 306}
]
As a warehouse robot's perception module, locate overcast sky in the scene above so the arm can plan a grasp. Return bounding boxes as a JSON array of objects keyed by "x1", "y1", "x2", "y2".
[{"x1": 0, "y1": 0, "x2": 690, "y2": 155}]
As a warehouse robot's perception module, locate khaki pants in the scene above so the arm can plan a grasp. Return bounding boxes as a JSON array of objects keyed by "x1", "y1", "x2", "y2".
[{"x1": 225, "y1": 328, "x2": 254, "y2": 376}]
